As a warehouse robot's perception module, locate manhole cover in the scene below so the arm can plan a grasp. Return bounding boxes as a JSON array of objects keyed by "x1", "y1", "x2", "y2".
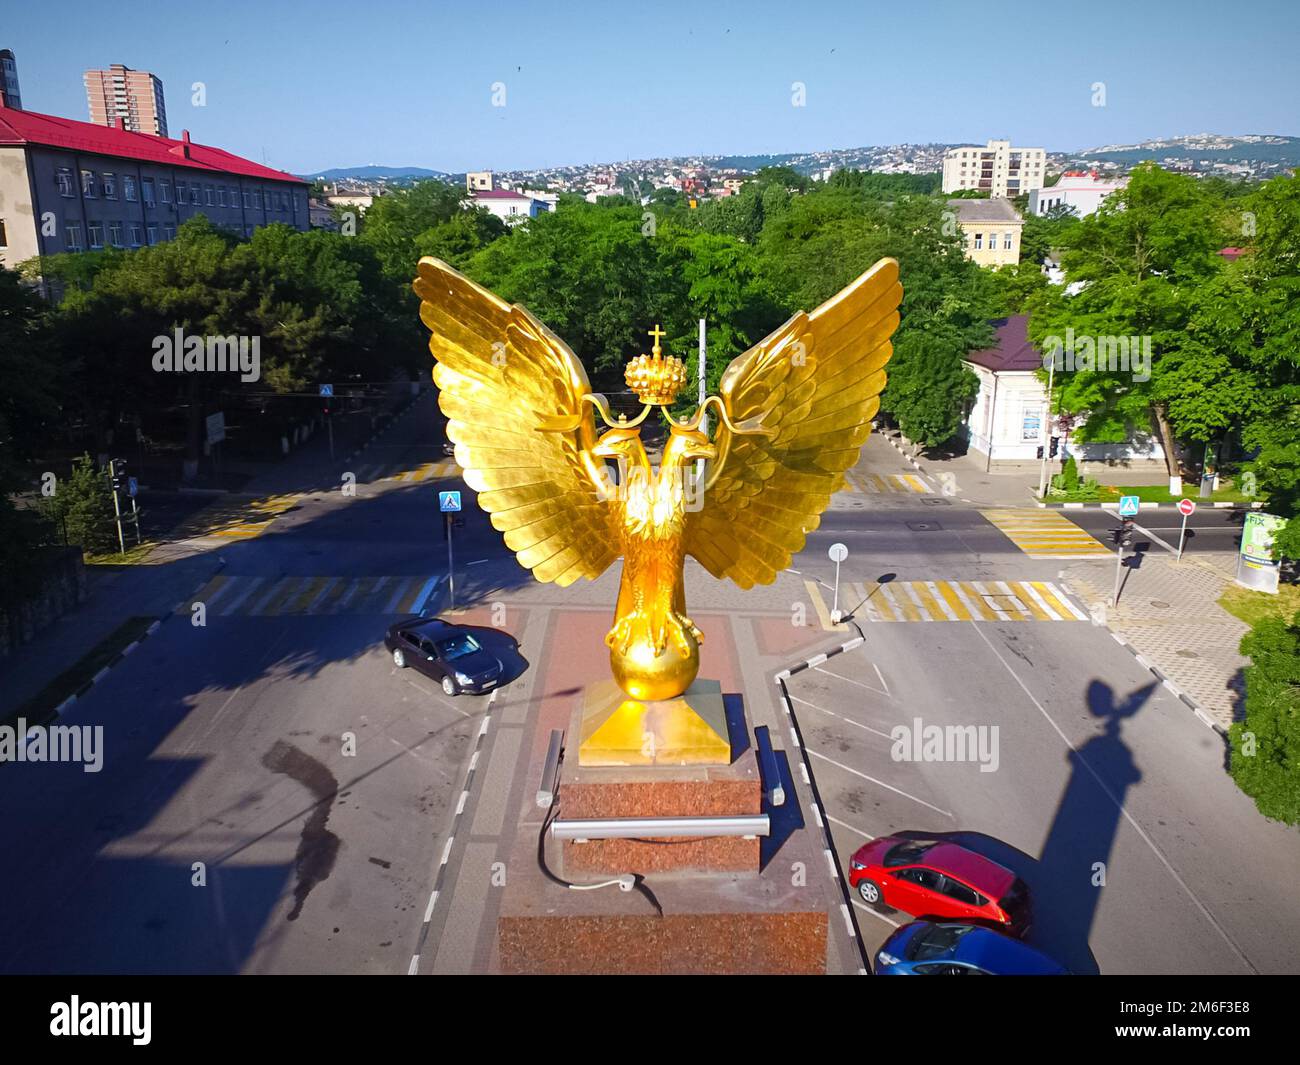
[
  {"x1": 1176, "y1": 649, "x2": 1199, "y2": 659},
  {"x1": 920, "y1": 496, "x2": 952, "y2": 507},
  {"x1": 983, "y1": 594, "x2": 1025, "y2": 614},
  {"x1": 906, "y1": 521, "x2": 942, "y2": 531},
  {"x1": 1150, "y1": 599, "x2": 1170, "y2": 609}
]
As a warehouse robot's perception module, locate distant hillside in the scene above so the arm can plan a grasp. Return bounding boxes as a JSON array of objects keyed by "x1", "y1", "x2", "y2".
[
  {"x1": 1070, "y1": 134, "x2": 1299, "y2": 169},
  {"x1": 304, "y1": 165, "x2": 450, "y2": 181}
]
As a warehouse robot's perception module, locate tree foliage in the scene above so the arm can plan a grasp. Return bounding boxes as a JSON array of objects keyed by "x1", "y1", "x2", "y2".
[{"x1": 1229, "y1": 611, "x2": 1300, "y2": 824}]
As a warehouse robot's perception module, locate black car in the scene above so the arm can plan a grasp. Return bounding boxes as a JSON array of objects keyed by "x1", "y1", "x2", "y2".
[
  {"x1": 441, "y1": 440, "x2": 456, "y2": 457},
  {"x1": 385, "y1": 617, "x2": 503, "y2": 696}
]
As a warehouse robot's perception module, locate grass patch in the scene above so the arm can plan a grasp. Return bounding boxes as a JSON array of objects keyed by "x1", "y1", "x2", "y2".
[
  {"x1": 1, "y1": 615, "x2": 159, "y2": 733},
  {"x1": 84, "y1": 540, "x2": 161, "y2": 566},
  {"x1": 1219, "y1": 582, "x2": 1300, "y2": 627},
  {"x1": 1050, "y1": 482, "x2": 1262, "y2": 505}
]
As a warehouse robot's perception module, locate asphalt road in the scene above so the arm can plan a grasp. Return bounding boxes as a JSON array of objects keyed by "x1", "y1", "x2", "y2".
[{"x1": 1, "y1": 412, "x2": 1293, "y2": 974}]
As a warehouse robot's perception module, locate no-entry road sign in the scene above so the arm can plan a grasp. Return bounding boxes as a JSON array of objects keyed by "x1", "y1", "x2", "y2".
[{"x1": 1178, "y1": 498, "x2": 1196, "y2": 516}]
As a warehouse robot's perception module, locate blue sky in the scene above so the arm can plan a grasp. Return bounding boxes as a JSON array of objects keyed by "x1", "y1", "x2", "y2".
[{"x1": 5, "y1": 0, "x2": 1298, "y2": 174}]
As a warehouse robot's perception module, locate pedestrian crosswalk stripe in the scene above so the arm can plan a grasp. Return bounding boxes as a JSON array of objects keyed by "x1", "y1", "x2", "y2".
[
  {"x1": 182, "y1": 575, "x2": 443, "y2": 617},
  {"x1": 843, "y1": 469, "x2": 934, "y2": 495},
  {"x1": 806, "y1": 579, "x2": 1086, "y2": 627},
  {"x1": 980, "y1": 508, "x2": 1111, "y2": 558},
  {"x1": 803, "y1": 579, "x2": 849, "y2": 630},
  {"x1": 389, "y1": 460, "x2": 458, "y2": 483}
]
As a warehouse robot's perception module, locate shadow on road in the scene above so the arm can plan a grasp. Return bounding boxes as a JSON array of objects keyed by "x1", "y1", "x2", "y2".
[{"x1": 882, "y1": 678, "x2": 1157, "y2": 975}]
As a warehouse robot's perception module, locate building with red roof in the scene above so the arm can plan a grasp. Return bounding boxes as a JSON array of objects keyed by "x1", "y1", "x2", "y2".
[{"x1": 0, "y1": 98, "x2": 308, "y2": 270}]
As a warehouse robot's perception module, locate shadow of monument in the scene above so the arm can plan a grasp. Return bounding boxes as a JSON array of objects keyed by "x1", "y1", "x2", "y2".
[{"x1": 886, "y1": 678, "x2": 1156, "y2": 975}]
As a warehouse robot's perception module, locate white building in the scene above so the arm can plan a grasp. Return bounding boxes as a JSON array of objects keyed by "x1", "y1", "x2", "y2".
[
  {"x1": 962, "y1": 316, "x2": 1165, "y2": 470},
  {"x1": 942, "y1": 139, "x2": 1046, "y2": 198},
  {"x1": 1029, "y1": 171, "x2": 1126, "y2": 217},
  {"x1": 471, "y1": 187, "x2": 553, "y2": 223}
]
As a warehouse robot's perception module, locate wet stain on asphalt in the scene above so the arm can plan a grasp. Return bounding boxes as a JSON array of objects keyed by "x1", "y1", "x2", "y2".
[{"x1": 261, "y1": 740, "x2": 341, "y2": 922}]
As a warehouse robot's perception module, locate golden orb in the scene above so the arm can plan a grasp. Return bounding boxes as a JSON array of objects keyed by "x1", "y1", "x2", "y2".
[{"x1": 608, "y1": 628, "x2": 700, "y2": 702}]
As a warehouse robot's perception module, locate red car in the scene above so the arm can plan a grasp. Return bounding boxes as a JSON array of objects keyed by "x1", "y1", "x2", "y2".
[{"x1": 849, "y1": 837, "x2": 1031, "y2": 935}]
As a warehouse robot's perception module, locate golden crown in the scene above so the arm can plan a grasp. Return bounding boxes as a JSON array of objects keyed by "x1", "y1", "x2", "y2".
[{"x1": 625, "y1": 325, "x2": 688, "y2": 406}]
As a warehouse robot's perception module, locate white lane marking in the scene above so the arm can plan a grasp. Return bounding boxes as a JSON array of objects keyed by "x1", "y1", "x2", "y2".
[
  {"x1": 806, "y1": 749, "x2": 953, "y2": 817},
  {"x1": 1047, "y1": 581, "x2": 1090, "y2": 621},
  {"x1": 966, "y1": 619, "x2": 1257, "y2": 973},
  {"x1": 853, "y1": 898, "x2": 901, "y2": 929},
  {"x1": 873, "y1": 662, "x2": 890, "y2": 696},
  {"x1": 423, "y1": 890, "x2": 439, "y2": 923},
  {"x1": 790, "y1": 695, "x2": 893, "y2": 740},
  {"x1": 828, "y1": 815, "x2": 876, "y2": 841},
  {"x1": 813, "y1": 665, "x2": 889, "y2": 698},
  {"x1": 407, "y1": 954, "x2": 420, "y2": 975},
  {"x1": 826, "y1": 816, "x2": 878, "y2": 842}
]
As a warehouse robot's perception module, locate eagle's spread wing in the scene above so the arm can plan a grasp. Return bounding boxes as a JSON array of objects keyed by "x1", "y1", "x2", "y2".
[
  {"x1": 413, "y1": 257, "x2": 618, "y2": 586},
  {"x1": 684, "y1": 258, "x2": 902, "y2": 588}
]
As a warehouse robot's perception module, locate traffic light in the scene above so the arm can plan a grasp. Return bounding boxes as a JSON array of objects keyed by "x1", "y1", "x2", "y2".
[
  {"x1": 1049, "y1": 436, "x2": 1060, "y2": 458},
  {"x1": 1111, "y1": 520, "x2": 1135, "y2": 548},
  {"x1": 1036, "y1": 445, "x2": 1044, "y2": 460},
  {"x1": 110, "y1": 458, "x2": 127, "y2": 493}
]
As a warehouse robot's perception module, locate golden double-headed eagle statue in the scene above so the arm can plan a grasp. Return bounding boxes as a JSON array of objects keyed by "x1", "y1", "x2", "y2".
[{"x1": 414, "y1": 256, "x2": 902, "y2": 707}]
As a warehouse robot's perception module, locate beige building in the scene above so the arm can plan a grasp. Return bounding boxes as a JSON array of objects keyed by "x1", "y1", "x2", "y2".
[
  {"x1": 84, "y1": 64, "x2": 167, "y2": 136},
  {"x1": 950, "y1": 198, "x2": 1023, "y2": 268},
  {"x1": 466, "y1": 170, "x2": 493, "y2": 192},
  {"x1": 943, "y1": 139, "x2": 1045, "y2": 198}
]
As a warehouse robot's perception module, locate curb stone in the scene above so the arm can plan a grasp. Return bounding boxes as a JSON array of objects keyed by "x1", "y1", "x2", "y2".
[{"x1": 774, "y1": 623, "x2": 875, "y2": 975}]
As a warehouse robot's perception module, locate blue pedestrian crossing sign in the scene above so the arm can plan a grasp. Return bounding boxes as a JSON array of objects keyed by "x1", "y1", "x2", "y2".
[
  {"x1": 439, "y1": 490, "x2": 462, "y2": 513},
  {"x1": 127, "y1": 476, "x2": 138, "y2": 498},
  {"x1": 1118, "y1": 495, "x2": 1140, "y2": 518},
  {"x1": 319, "y1": 383, "x2": 333, "y2": 397}
]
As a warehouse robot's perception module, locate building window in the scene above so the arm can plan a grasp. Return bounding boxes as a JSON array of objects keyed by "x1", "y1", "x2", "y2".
[
  {"x1": 178, "y1": 182, "x2": 190, "y2": 205},
  {"x1": 129, "y1": 224, "x2": 143, "y2": 247},
  {"x1": 102, "y1": 173, "x2": 117, "y2": 199},
  {"x1": 0, "y1": 218, "x2": 6, "y2": 248},
  {"x1": 88, "y1": 221, "x2": 104, "y2": 249},
  {"x1": 81, "y1": 170, "x2": 97, "y2": 197},
  {"x1": 160, "y1": 181, "x2": 172, "y2": 204},
  {"x1": 142, "y1": 178, "x2": 156, "y2": 206},
  {"x1": 243, "y1": 190, "x2": 253, "y2": 209},
  {"x1": 108, "y1": 221, "x2": 123, "y2": 247},
  {"x1": 1004, "y1": 232, "x2": 1013, "y2": 250},
  {"x1": 218, "y1": 186, "x2": 227, "y2": 208},
  {"x1": 263, "y1": 190, "x2": 271, "y2": 210},
  {"x1": 123, "y1": 175, "x2": 138, "y2": 202},
  {"x1": 65, "y1": 223, "x2": 84, "y2": 251},
  {"x1": 974, "y1": 232, "x2": 983, "y2": 250},
  {"x1": 205, "y1": 186, "x2": 215, "y2": 206},
  {"x1": 164, "y1": 224, "x2": 176, "y2": 240}
]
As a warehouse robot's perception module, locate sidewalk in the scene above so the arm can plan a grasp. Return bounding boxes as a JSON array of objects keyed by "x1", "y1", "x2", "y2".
[
  {"x1": 874, "y1": 429, "x2": 1043, "y2": 506},
  {"x1": 1060, "y1": 553, "x2": 1246, "y2": 732}
]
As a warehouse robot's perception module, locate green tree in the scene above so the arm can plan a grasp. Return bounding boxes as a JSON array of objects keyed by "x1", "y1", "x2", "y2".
[
  {"x1": 40, "y1": 454, "x2": 117, "y2": 554},
  {"x1": 1229, "y1": 611, "x2": 1300, "y2": 824},
  {"x1": 1026, "y1": 163, "x2": 1234, "y2": 475}
]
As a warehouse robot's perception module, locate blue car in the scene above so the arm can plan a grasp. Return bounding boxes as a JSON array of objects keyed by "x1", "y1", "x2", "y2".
[{"x1": 874, "y1": 921, "x2": 1068, "y2": 975}]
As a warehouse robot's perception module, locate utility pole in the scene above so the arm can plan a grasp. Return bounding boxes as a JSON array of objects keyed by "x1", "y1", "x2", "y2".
[{"x1": 446, "y1": 513, "x2": 456, "y2": 611}]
